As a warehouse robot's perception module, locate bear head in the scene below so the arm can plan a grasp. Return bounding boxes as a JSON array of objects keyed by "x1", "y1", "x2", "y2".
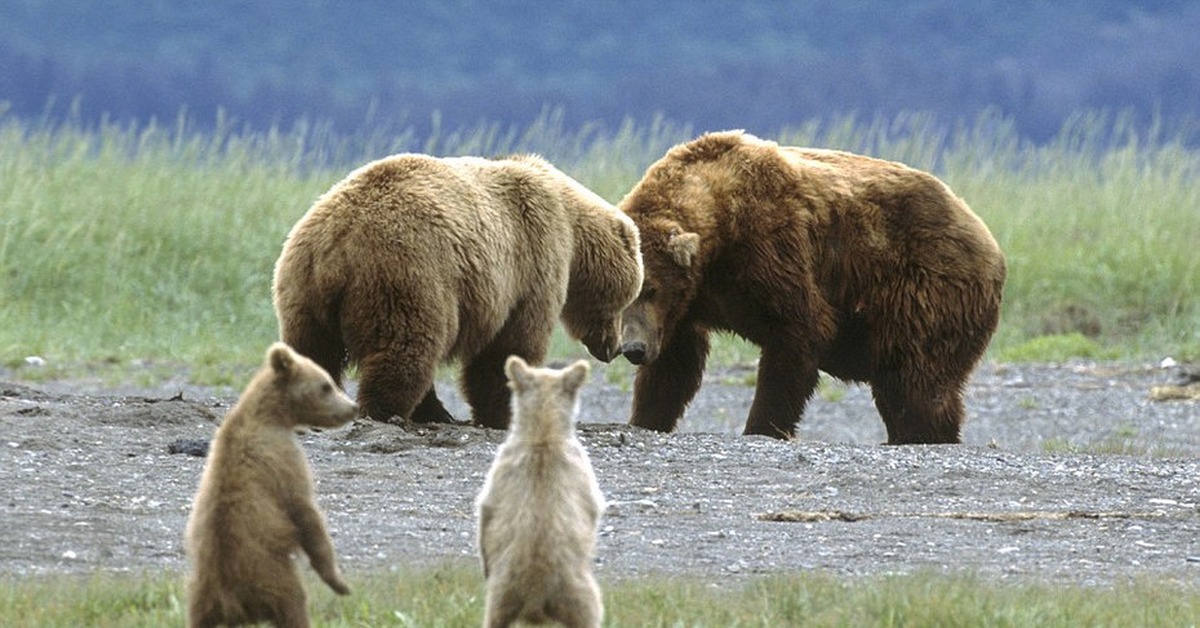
[
  {"x1": 559, "y1": 188, "x2": 644, "y2": 363},
  {"x1": 259, "y1": 342, "x2": 359, "y2": 429},
  {"x1": 615, "y1": 218, "x2": 700, "y2": 365},
  {"x1": 614, "y1": 133, "x2": 742, "y2": 366}
]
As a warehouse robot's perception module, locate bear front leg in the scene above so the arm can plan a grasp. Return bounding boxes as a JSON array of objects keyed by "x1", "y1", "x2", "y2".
[
  {"x1": 629, "y1": 325, "x2": 709, "y2": 432},
  {"x1": 291, "y1": 504, "x2": 351, "y2": 595},
  {"x1": 743, "y1": 348, "x2": 819, "y2": 439},
  {"x1": 465, "y1": 315, "x2": 551, "y2": 429},
  {"x1": 463, "y1": 354, "x2": 515, "y2": 428}
]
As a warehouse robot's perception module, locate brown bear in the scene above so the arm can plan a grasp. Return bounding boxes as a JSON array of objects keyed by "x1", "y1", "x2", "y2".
[
  {"x1": 617, "y1": 131, "x2": 1006, "y2": 444},
  {"x1": 272, "y1": 153, "x2": 642, "y2": 429},
  {"x1": 185, "y1": 342, "x2": 355, "y2": 628},
  {"x1": 476, "y1": 356, "x2": 604, "y2": 628}
]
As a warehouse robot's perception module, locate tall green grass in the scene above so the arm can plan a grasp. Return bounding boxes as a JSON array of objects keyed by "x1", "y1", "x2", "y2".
[
  {"x1": 4, "y1": 566, "x2": 1198, "y2": 627},
  {"x1": 2, "y1": 106, "x2": 1198, "y2": 381}
]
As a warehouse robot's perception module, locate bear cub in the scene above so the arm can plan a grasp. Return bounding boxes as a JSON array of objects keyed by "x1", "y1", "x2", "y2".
[
  {"x1": 185, "y1": 342, "x2": 355, "y2": 628},
  {"x1": 476, "y1": 356, "x2": 605, "y2": 628}
]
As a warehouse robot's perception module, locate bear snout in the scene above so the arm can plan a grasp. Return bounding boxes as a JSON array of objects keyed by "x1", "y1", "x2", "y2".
[
  {"x1": 620, "y1": 340, "x2": 649, "y2": 365},
  {"x1": 584, "y1": 338, "x2": 617, "y2": 363}
]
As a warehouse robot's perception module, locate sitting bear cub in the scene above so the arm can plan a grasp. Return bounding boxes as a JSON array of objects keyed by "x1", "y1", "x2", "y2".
[{"x1": 476, "y1": 356, "x2": 605, "y2": 628}]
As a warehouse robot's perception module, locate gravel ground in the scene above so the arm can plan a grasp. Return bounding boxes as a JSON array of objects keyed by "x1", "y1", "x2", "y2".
[{"x1": 1, "y1": 360, "x2": 1198, "y2": 587}]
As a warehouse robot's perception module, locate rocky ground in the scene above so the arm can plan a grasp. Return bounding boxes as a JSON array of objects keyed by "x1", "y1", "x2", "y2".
[{"x1": 1, "y1": 360, "x2": 1197, "y2": 587}]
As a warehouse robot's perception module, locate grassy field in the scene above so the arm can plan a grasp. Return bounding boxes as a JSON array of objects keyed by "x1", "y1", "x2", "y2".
[
  {"x1": 3, "y1": 106, "x2": 1198, "y2": 384},
  {"x1": 2, "y1": 107, "x2": 1199, "y2": 623},
  {"x1": 4, "y1": 564, "x2": 1199, "y2": 627}
]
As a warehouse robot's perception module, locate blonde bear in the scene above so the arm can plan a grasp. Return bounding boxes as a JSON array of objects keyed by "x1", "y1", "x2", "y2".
[
  {"x1": 272, "y1": 153, "x2": 643, "y2": 429},
  {"x1": 476, "y1": 356, "x2": 605, "y2": 628},
  {"x1": 185, "y1": 342, "x2": 355, "y2": 628}
]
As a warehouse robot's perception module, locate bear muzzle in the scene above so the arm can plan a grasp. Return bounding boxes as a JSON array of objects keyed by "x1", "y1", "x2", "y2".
[
  {"x1": 584, "y1": 339, "x2": 618, "y2": 363},
  {"x1": 619, "y1": 340, "x2": 649, "y2": 365}
]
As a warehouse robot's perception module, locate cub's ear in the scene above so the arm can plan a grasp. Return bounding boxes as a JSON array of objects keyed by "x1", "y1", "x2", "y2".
[
  {"x1": 504, "y1": 355, "x2": 532, "y2": 391},
  {"x1": 668, "y1": 231, "x2": 700, "y2": 268},
  {"x1": 561, "y1": 360, "x2": 590, "y2": 394},
  {"x1": 268, "y1": 342, "x2": 296, "y2": 376}
]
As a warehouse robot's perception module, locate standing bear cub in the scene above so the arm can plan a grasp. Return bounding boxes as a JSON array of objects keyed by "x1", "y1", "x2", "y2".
[
  {"x1": 185, "y1": 342, "x2": 355, "y2": 628},
  {"x1": 476, "y1": 356, "x2": 605, "y2": 628},
  {"x1": 273, "y1": 154, "x2": 643, "y2": 428},
  {"x1": 618, "y1": 131, "x2": 1006, "y2": 444}
]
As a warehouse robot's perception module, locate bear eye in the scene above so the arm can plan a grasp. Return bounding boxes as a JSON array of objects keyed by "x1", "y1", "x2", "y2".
[
  {"x1": 321, "y1": 382, "x2": 333, "y2": 395},
  {"x1": 640, "y1": 286, "x2": 658, "y2": 301}
]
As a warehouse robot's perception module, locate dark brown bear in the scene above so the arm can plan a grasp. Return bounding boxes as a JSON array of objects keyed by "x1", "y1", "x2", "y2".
[{"x1": 617, "y1": 131, "x2": 1006, "y2": 444}]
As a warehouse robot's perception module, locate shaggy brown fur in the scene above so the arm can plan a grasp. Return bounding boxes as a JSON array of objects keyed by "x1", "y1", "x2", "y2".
[
  {"x1": 476, "y1": 356, "x2": 604, "y2": 628},
  {"x1": 617, "y1": 130, "x2": 1006, "y2": 444},
  {"x1": 273, "y1": 154, "x2": 642, "y2": 429},
  {"x1": 185, "y1": 343, "x2": 355, "y2": 628}
]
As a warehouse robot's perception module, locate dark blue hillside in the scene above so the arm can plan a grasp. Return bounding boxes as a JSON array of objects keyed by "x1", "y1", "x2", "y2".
[{"x1": 1, "y1": 0, "x2": 1197, "y2": 142}]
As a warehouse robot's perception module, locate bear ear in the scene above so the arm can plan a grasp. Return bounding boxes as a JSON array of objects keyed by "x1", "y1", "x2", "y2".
[
  {"x1": 667, "y1": 231, "x2": 700, "y2": 268},
  {"x1": 561, "y1": 360, "x2": 590, "y2": 394},
  {"x1": 615, "y1": 220, "x2": 640, "y2": 256},
  {"x1": 268, "y1": 342, "x2": 296, "y2": 376},
  {"x1": 504, "y1": 355, "x2": 532, "y2": 391}
]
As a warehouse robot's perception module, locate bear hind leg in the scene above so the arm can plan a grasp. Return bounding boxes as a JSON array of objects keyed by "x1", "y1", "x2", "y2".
[
  {"x1": 256, "y1": 572, "x2": 311, "y2": 628},
  {"x1": 186, "y1": 598, "x2": 223, "y2": 628},
  {"x1": 546, "y1": 577, "x2": 603, "y2": 628},
  {"x1": 871, "y1": 373, "x2": 964, "y2": 444},
  {"x1": 268, "y1": 597, "x2": 310, "y2": 628},
  {"x1": 410, "y1": 386, "x2": 457, "y2": 424},
  {"x1": 483, "y1": 583, "x2": 524, "y2": 628},
  {"x1": 356, "y1": 348, "x2": 442, "y2": 424},
  {"x1": 279, "y1": 309, "x2": 346, "y2": 388}
]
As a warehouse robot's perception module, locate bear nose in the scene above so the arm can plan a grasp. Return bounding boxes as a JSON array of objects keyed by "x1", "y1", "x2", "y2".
[{"x1": 621, "y1": 341, "x2": 648, "y2": 365}]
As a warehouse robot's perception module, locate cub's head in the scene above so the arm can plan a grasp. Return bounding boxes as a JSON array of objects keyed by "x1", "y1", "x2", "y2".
[
  {"x1": 504, "y1": 355, "x2": 590, "y2": 439},
  {"x1": 263, "y1": 342, "x2": 358, "y2": 429}
]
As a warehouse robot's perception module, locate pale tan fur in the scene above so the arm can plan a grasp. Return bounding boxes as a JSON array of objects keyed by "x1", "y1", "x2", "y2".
[
  {"x1": 476, "y1": 356, "x2": 604, "y2": 628},
  {"x1": 272, "y1": 153, "x2": 643, "y2": 429},
  {"x1": 185, "y1": 343, "x2": 356, "y2": 628}
]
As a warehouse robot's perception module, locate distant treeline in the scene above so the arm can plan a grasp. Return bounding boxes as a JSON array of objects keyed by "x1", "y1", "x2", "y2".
[{"x1": 2, "y1": 0, "x2": 1199, "y2": 142}]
